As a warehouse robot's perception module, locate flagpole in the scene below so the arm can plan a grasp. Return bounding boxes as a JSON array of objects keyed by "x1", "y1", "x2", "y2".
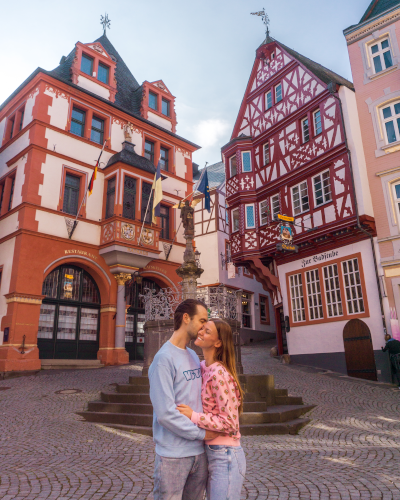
[{"x1": 138, "y1": 189, "x2": 154, "y2": 247}]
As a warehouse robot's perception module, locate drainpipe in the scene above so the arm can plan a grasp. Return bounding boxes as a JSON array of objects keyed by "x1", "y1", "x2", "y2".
[{"x1": 327, "y1": 82, "x2": 386, "y2": 333}]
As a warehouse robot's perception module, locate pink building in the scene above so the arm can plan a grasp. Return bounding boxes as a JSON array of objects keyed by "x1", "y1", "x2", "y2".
[{"x1": 344, "y1": 0, "x2": 400, "y2": 346}]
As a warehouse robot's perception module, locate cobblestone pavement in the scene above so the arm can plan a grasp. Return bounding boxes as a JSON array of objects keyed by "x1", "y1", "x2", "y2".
[{"x1": 0, "y1": 344, "x2": 399, "y2": 500}]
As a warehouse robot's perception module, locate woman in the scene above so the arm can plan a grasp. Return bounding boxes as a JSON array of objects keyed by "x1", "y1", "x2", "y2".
[{"x1": 177, "y1": 318, "x2": 246, "y2": 500}]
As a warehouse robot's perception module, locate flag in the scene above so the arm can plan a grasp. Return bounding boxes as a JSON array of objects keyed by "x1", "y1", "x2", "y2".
[
  {"x1": 152, "y1": 160, "x2": 163, "y2": 223},
  {"x1": 197, "y1": 168, "x2": 211, "y2": 212},
  {"x1": 88, "y1": 137, "x2": 109, "y2": 196}
]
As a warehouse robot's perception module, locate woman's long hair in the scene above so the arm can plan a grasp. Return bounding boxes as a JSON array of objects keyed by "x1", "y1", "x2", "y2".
[{"x1": 211, "y1": 318, "x2": 244, "y2": 415}]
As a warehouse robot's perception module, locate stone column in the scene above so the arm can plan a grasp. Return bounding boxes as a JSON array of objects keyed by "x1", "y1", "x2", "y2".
[{"x1": 113, "y1": 273, "x2": 131, "y2": 349}]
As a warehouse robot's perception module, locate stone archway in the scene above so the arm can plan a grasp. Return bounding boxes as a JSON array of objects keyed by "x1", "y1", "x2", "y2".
[{"x1": 343, "y1": 319, "x2": 377, "y2": 381}]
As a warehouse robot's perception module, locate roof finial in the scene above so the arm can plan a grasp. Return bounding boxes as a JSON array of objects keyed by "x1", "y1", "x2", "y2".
[
  {"x1": 251, "y1": 8, "x2": 270, "y2": 38},
  {"x1": 100, "y1": 13, "x2": 111, "y2": 36}
]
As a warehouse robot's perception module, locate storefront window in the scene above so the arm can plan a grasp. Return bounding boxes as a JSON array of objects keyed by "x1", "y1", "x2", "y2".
[{"x1": 242, "y1": 292, "x2": 252, "y2": 328}]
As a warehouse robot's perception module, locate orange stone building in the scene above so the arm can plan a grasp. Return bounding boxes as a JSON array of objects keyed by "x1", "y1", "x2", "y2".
[{"x1": 0, "y1": 32, "x2": 198, "y2": 372}]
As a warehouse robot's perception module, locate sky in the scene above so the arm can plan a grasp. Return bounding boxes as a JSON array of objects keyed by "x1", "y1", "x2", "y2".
[{"x1": 0, "y1": 0, "x2": 371, "y2": 167}]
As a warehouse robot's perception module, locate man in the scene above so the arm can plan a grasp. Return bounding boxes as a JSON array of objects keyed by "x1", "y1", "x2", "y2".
[
  {"x1": 149, "y1": 298, "x2": 218, "y2": 500},
  {"x1": 381, "y1": 333, "x2": 400, "y2": 389}
]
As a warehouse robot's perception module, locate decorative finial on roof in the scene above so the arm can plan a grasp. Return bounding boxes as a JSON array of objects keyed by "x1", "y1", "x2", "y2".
[
  {"x1": 100, "y1": 13, "x2": 111, "y2": 36},
  {"x1": 251, "y1": 8, "x2": 270, "y2": 38}
]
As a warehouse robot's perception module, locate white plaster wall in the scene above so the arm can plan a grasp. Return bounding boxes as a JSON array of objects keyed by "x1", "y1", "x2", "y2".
[
  {"x1": 131, "y1": 130, "x2": 143, "y2": 154},
  {"x1": 195, "y1": 232, "x2": 220, "y2": 285},
  {"x1": 0, "y1": 132, "x2": 29, "y2": 177},
  {"x1": 0, "y1": 117, "x2": 6, "y2": 145},
  {"x1": 0, "y1": 237, "x2": 16, "y2": 344},
  {"x1": 23, "y1": 87, "x2": 39, "y2": 128},
  {"x1": 45, "y1": 88, "x2": 69, "y2": 129},
  {"x1": 161, "y1": 176, "x2": 187, "y2": 199},
  {"x1": 147, "y1": 111, "x2": 172, "y2": 132},
  {"x1": 0, "y1": 212, "x2": 19, "y2": 240},
  {"x1": 77, "y1": 75, "x2": 110, "y2": 100},
  {"x1": 9, "y1": 157, "x2": 27, "y2": 209},
  {"x1": 278, "y1": 239, "x2": 383, "y2": 355},
  {"x1": 157, "y1": 241, "x2": 184, "y2": 265},
  {"x1": 339, "y1": 85, "x2": 374, "y2": 217},
  {"x1": 35, "y1": 210, "x2": 100, "y2": 245},
  {"x1": 175, "y1": 151, "x2": 187, "y2": 178},
  {"x1": 110, "y1": 123, "x2": 125, "y2": 152}
]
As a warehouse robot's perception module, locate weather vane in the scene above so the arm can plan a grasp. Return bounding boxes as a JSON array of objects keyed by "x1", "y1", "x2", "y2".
[
  {"x1": 100, "y1": 13, "x2": 111, "y2": 36},
  {"x1": 251, "y1": 8, "x2": 270, "y2": 38}
]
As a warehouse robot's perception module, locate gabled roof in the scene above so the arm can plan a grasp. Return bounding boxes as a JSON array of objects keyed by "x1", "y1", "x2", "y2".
[
  {"x1": 193, "y1": 161, "x2": 225, "y2": 189},
  {"x1": 360, "y1": 0, "x2": 400, "y2": 22}
]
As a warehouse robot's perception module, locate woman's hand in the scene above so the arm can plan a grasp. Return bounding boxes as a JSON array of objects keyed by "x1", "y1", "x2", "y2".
[{"x1": 177, "y1": 404, "x2": 193, "y2": 419}]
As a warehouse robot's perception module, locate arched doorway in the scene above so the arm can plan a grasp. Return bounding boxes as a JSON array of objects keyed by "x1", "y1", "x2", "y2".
[
  {"x1": 125, "y1": 278, "x2": 160, "y2": 360},
  {"x1": 37, "y1": 265, "x2": 101, "y2": 359},
  {"x1": 343, "y1": 319, "x2": 377, "y2": 381}
]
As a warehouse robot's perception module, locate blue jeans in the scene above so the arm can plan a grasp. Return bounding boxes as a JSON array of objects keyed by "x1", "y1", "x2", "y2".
[
  {"x1": 206, "y1": 445, "x2": 246, "y2": 500},
  {"x1": 153, "y1": 452, "x2": 208, "y2": 500}
]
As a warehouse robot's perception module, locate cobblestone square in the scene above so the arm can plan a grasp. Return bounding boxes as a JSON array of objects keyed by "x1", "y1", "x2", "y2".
[{"x1": 1, "y1": 344, "x2": 399, "y2": 499}]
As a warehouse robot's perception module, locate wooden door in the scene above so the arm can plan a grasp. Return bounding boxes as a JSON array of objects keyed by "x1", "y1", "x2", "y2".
[
  {"x1": 275, "y1": 306, "x2": 288, "y2": 355},
  {"x1": 343, "y1": 319, "x2": 377, "y2": 381}
]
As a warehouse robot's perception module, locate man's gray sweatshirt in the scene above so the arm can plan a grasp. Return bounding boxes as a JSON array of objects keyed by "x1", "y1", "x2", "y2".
[{"x1": 149, "y1": 341, "x2": 206, "y2": 458}]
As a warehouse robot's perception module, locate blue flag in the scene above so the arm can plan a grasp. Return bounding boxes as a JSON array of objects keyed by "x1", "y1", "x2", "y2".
[{"x1": 197, "y1": 169, "x2": 211, "y2": 212}]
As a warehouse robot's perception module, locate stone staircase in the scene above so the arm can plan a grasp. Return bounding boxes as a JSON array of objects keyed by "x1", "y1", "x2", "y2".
[{"x1": 79, "y1": 374, "x2": 315, "y2": 436}]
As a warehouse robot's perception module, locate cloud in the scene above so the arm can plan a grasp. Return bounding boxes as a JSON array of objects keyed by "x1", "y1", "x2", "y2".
[{"x1": 192, "y1": 118, "x2": 230, "y2": 149}]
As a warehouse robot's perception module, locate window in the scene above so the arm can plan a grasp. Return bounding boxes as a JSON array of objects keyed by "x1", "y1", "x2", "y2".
[
  {"x1": 245, "y1": 205, "x2": 255, "y2": 229},
  {"x1": 313, "y1": 110, "x2": 322, "y2": 135},
  {"x1": 305, "y1": 269, "x2": 323, "y2": 320},
  {"x1": 71, "y1": 108, "x2": 86, "y2": 137},
  {"x1": 149, "y1": 92, "x2": 158, "y2": 111},
  {"x1": 63, "y1": 174, "x2": 80, "y2": 216},
  {"x1": 259, "y1": 200, "x2": 269, "y2": 225},
  {"x1": 225, "y1": 202, "x2": 229, "y2": 225},
  {"x1": 162, "y1": 98, "x2": 170, "y2": 116},
  {"x1": 275, "y1": 83, "x2": 282, "y2": 103},
  {"x1": 122, "y1": 176, "x2": 137, "y2": 220},
  {"x1": 160, "y1": 206, "x2": 170, "y2": 239},
  {"x1": 271, "y1": 194, "x2": 280, "y2": 220},
  {"x1": 313, "y1": 170, "x2": 332, "y2": 206},
  {"x1": 81, "y1": 54, "x2": 94, "y2": 76},
  {"x1": 8, "y1": 116, "x2": 15, "y2": 140},
  {"x1": 90, "y1": 116, "x2": 104, "y2": 144},
  {"x1": 242, "y1": 292, "x2": 252, "y2": 328},
  {"x1": 289, "y1": 273, "x2": 305, "y2": 322},
  {"x1": 260, "y1": 295, "x2": 270, "y2": 324},
  {"x1": 144, "y1": 140, "x2": 155, "y2": 164},
  {"x1": 263, "y1": 142, "x2": 270, "y2": 165},
  {"x1": 342, "y1": 258, "x2": 365, "y2": 314},
  {"x1": 105, "y1": 177, "x2": 116, "y2": 219},
  {"x1": 301, "y1": 117, "x2": 309, "y2": 143},
  {"x1": 0, "y1": 184, "x2": 4, "y2": 213},
  {"x1": 232, "y1": 208, "x2": 240, "y2": 232},
  {"x1": 291, "y1": 181, "x2": 309, "y2": 215},
  {"x1": 8, "y1": 177, "x2": 15, "y2": 211},
  {"x1": 242, "y1": 151, "x2": 252, "y2": 172},
  {"x1": 381, "y1": 102, "x2": 400, "y2": 144},
  {"x1": 370, "y1": 38, "x2": 393, "y2": 74},
  {"x1": 229, "y1": 155, "x2": 237, "y2": 177},
  {"x1": 160, "y1": 147, "x2": 169, "y2": 171},
  {"x1": 323, "y1": 264, "x2": 343, "y2": 318},
  {"x1": 394, "y1": 183, "x2": 400, "y2": 219},
  {"x1": 265, "y1": 90, "x2": 273, "y2": 109},
  {"x1": 98, "y1": 63, "x2": 109, "y2": 84},
  {"x1": 141, "y1": 182, "x2": 152, "y2": 224},
  {"x1": 225, "y1": 240, "x2": 231, "y2": 270},
  {"x1": 19, "y1": 107, "x2": 24, "y2": 131}
]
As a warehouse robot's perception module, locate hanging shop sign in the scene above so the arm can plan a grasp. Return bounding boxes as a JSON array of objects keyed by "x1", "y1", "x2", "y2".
[
  {"x1": 277, "y1": 214, "x2": 295, "y2": 222},
  {"x1": 276, "y1": 224, "x2": 298, "y2": 253}
]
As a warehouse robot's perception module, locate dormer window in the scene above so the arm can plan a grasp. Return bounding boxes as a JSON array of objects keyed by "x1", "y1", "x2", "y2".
[
  {"x1": 81, "y1": 54, "x2": 94, "y2": 76},
  {"x1": 98, "y1": 63, "x2": 109, "y2": 84},
  {"x1": 162, "y1": 98, "x2": 170, "y2": 117},
  {"x1": 149, "y1": 92, "x2": 158, "y2": 111}
]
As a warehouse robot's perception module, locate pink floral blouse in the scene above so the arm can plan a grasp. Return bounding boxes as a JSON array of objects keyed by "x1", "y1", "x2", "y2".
[{"x1": 190, "y1": 361, "x2": 241, "y2": 446}]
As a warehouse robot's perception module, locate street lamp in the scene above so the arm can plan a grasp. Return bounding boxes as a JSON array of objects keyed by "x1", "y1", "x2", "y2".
[{"x1": 195, "y1": 249, "x2": 201, "y2": 268}]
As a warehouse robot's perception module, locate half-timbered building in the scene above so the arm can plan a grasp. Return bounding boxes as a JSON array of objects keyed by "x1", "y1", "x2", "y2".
[
  {"x1": 193, "y1": 161, "x2": 276, "y2": 344},
  {"x1": 222, "y1": 36, "x2": 389, "y2": 381},
  {"x1": 0, "y1": 31, "x2": 198, "y2": 372}
]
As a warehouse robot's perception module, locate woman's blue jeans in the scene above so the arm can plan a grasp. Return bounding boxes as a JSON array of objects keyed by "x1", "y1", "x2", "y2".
[{"x1": 205, "y1": 445, "x2": 246, "y2": 500}]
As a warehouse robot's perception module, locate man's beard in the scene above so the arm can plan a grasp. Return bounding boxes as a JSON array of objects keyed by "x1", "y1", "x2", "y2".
[{"x1": 187, "y1": 324, "x2": 199, "y2": 341}]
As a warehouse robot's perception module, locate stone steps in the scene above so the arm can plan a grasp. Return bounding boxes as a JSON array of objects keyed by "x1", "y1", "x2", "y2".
[
  {"x1": 41, "y1": 360, "x2": 104, "y2": 370},
  {"x1": 240, "y1": 418, "x2": 311, "y2": 436}
]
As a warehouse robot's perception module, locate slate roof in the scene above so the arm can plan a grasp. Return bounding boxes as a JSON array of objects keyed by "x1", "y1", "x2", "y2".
[
  {"x1": 262, "y1": 36, "x2": 354, "y2": 91},
  {"x1": 360, "y1": 0, "x2": 400, "y2": 22},
  {"x1": 106, "y1": 141, "x2": 156, "y2": 173},
  {"x1": 193, "y1": 161, "x2": 225, "y2": 190}
]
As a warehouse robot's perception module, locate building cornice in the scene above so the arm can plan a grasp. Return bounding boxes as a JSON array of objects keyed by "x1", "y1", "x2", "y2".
[{"x1": 344, "y1": 7, "x2": 400, "y2": 45}]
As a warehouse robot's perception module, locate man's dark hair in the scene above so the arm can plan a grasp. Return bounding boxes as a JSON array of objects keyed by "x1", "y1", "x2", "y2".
[{"x1": 174, "y1": 299, "x2": 207, "y2": 330}]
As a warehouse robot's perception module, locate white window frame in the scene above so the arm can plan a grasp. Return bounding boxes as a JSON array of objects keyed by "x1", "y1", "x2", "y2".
[
  {"x1": 241, "y1": 151, "x2": 252, "y2": 173},
  {"x1": 369, "y1": 37, "x2": 394, "y2": 75},
  {"x1": 263, "y1": 142, "x2": 270, "y2": 165},
  {"x1": 229, "y1": 155, "x2": 237, "y2": 177},
  {"x1": 245, "y1": 204, "x2": 255, "y2": 229},
  {"x1": 291, "y1": 181, "x2": 309, "y2": 216},
  {"x1": 323, "y1": 264, "x2": 343, "y2": 318},
  {"x1": 265, "y1": 90, "x2": 273, "y2": 110},
  {"x1": 392, "y1": 182, "x2": 400, "y2": 224},
  {"x1": 312, "y1": 170, "x2": 332, "y2": 207},
  {"x1": 380, "y1": 101, "x2": 400, "y2": 145},
  {"x1": 275, "y1": 83, "x2": 282, "y2": 103},
  {"x1": 313, "y1": 109, "x2": 322, "y2": 135},
  {"x1": 342, "y1": 258, "x2": 365, "y2": 315},
  {"x1": 301, "y1": 117, "x2": 309, "y2": 143},
  {"x1": 231, "y1": 208, "x2": 240, "y2": 233},
  {"x1": 289, "y1": 273, "x2": 305, "y2": 323},
  {"x1": 271, "y1": 194, "x2": 280, "y2": 220},
  {"x1": 305, "y1": 268, "x2": 323, "y2": 320},
  {"x1": 259, "y1": 200, "x2": 269, "y2": 226}
]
